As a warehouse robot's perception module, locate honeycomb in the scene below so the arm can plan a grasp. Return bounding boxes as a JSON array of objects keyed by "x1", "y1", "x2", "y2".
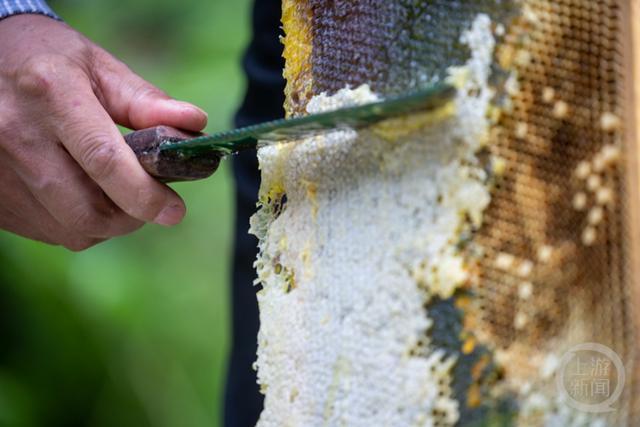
[
  {"x1": 282, "y1": 0, "x2": 516, "y2": 116},
  {"x1": 263, "y1": 0, "x2": 640, "y2": 425}
]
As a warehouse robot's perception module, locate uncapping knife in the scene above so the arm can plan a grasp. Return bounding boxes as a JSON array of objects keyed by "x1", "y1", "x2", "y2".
[{"x1": 123, "y1": 83, "x2": 456, "y2": 183}]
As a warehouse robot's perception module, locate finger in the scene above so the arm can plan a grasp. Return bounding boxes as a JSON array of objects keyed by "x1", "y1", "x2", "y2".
[
  {"x1": 1, "y1": 123, "x2": 146, "y2": 238},
  {"x1": 0, "y1": 161, "x2": 104, "y2": 250},
  {"x1": 0, "y1": 204, "x2": 53, "y2": 245},
  {"x1": 29, "y1": 145, "x2": 145, "y2": 238},
  {"x1": 50, "y1": 77, "x2": 187, "y2": 226},
  {"x1": 91, "y1": 47, "x2": 208, "y2": 131}
]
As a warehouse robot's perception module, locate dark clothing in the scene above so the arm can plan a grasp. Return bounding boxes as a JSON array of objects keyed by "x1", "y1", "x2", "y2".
[{"x1": 225, "y1": 1, "x2": 285, "y2": 426}]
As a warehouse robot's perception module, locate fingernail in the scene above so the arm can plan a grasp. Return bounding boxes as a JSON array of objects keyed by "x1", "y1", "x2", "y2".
[
  {"x1": 168, "y1": 100, "x2": 208, "y2": 118},
  {"x1": 154, "y1": 204, "x2": 185, "y2": 226}
]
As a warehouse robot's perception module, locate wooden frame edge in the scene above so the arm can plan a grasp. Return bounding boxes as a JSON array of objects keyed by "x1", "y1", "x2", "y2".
[{"x1": 623, "y1": 0, "x2": 640, "y2": 388}]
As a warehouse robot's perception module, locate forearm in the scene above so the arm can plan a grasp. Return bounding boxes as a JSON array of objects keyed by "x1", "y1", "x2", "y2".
[{"x1": 0, "y1": 0, "x2": 59, "y2": 20}]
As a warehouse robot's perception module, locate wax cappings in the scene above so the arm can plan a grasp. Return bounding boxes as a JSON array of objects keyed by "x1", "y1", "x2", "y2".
[{"x1": 251, "y1": 15, "x2": 494, "y2": 427}]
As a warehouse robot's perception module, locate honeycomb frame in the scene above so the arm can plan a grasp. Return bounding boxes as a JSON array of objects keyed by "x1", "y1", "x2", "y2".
[{"x1": 268, "y1": 0, "x2": 640, "y2": 424}]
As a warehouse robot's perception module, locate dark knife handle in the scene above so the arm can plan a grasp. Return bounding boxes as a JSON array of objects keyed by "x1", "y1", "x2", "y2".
[{"x1": 124, "y1": 126, "x2": 221, "y2": 183}]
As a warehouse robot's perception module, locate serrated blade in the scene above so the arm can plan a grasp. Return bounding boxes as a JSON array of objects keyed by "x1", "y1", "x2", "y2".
[{"x1": 159, "y1": 83, "x2": 456, "y2": 156}]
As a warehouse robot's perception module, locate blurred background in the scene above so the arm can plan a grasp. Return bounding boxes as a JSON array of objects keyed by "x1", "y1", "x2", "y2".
[{"x1": 0, "y1": 0, "x2": 254, "y2": 425}]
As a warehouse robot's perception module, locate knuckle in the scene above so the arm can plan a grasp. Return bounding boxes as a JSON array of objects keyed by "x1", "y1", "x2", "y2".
[
  {"x1": 17, "y1": 55, "x2": 70, "y2": 97},
  {"x1": 92, "y1": 46, "x2": 124, "y2": 73},
  {"x1": 30, "y1": 174, "x2": 59, "y2": 196},
  {"x1": 67, "y1": 204, "x2": 109, "y2": 236},
  {"x1": 79, "y1": 136, "x2": 121, "y2": 180},
  {"x1": 127, "y1": 74, "x2": 167, "y2": 100},
  {"x1": 132, "y1": 83, "x2": 165, "y2": 101}
]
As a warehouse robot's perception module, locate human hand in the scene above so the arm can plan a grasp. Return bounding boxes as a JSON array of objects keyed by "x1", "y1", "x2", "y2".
[{"x1": 0, "y1": 15, "x2": 208, "y2": 250}]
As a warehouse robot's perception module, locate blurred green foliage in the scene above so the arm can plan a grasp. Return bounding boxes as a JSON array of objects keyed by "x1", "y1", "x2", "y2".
[{"x1": 0, "y1": 0, "x2": 253, "y2": 425}]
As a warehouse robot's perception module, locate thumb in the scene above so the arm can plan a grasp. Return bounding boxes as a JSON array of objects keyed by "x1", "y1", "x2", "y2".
[{"x1": 90, "y1": 47, "x2": 208, "y2": 131}]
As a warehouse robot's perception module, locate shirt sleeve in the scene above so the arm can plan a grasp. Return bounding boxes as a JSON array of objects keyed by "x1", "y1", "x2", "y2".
[{"x1": 0, "y1": 0, "x2": 60, "y2": 21}]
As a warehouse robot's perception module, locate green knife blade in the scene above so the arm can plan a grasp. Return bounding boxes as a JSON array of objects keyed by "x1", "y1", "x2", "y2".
[
  {"x1": 124, "y1": 82, "x2": 457, "y2": 182},
  {"x1": 163, "y1": 82, "x2": 455, "y2": 155}
]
